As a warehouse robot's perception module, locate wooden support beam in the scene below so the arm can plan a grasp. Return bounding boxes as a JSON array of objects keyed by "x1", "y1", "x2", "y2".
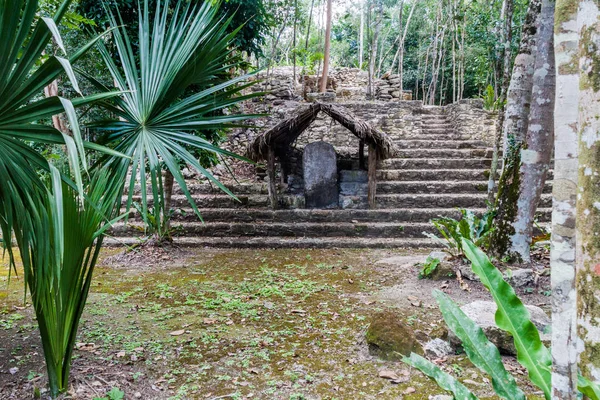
[
  {"x1": 359, "y1": 140, "x2": 365, "y2": 170},
  {"x1": 368, "y1": 144, "x2": 378, "y2": 209},
  {"x1": 267, "y1": 147, "x2": 278, "y2": 210}
]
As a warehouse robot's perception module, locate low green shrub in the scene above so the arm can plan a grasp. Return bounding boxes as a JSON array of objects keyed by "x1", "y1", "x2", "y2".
[
  {"x1": 403, "y1": 239, "x2": 600, "y2": 400},
  {"x1": 423, "y1": 209, "x2": 495, "y2": 257},
  {"x1": 417, "y1": 256, "x2": 441, "y2": 279}
]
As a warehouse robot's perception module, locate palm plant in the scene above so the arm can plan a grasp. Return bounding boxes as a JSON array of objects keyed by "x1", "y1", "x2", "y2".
[
  {"x1": 85, "y1": 0, "x2": 260, "y2": 242},
  {"x1": 2, "y1": 0, "x2": 260, "y2": 396},
  {"x1": 0, "y1": 0, "x2": 122, "y2": 396}
]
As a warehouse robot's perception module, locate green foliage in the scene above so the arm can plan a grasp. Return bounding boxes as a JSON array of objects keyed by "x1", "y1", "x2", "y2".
[
  {"x1": 84, "y1": 0, "x2": 260, "y2": 240},
  {"x1": 432, "y1": 290, "x2": 526, "y2": 400},
  {"x1": 578, "y1": 375, "x2": 600, "y2": 400},
  {"x1": 402, "y1": 353, "x2": 478, "y2": 400},
  {"x1": 93, "y1": 387, "x2": 125, "y2": 400},
  {"x1": 1, "y1": 0, "x2": 258, "y2": 397},
  {"x1": 482, "y1": 85, "x2": 505, "y2": 111},
  {"x1": 78, "y1": 0, "x2": 271, "y2": 57},
  {"x1": 461, "y1": 239, "x2": 551, "y2": 398},
  {"x1": 423, "y1": 208, "x2": 495, "y2": 257},
  {"x1": 417, "y1": 256, "x2": 441, "y2": 279},
  {"x1": 405, "y1": 240, "x2": 600, "y2": 400}
]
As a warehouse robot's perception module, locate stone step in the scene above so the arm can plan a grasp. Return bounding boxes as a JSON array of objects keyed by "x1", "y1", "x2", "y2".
[
  {"x1": 378, "y1": 180, "x2": 552, "y2": 194},
  {"x1": 377, "y1": 169, "x2": 492, "y2": 181},
  {"x1": 124, "y1": 207, "x2": 551, "y2": 223},
  {"x1": 125, "y1": 182, "x2": 269, "y2": 196},
  {"x1": 391, "y1": 149, "x2": 494, "y2": 158},
  {"x1": 104, "y1": 236, "x2": 439, "y2": 249},
  {"x1": 394, "y1": 140, "x2": 489, "y2": 150},
  {"x1": 421, "y1": 122, "x2": 452, "y2": 128},
  {"x1": 145, "y1": 192, "x2": 549, "y2": 210},
  {"x1": 421, "y1": 128, "x2": 456, "y2": 135},
  {"x1": 126, "y1": 194, "x2": 303, "y2": 209},
  {"x1": 396, "y1": 134, "x2": 474, "y2": 141},
  {"x1": 111, "y1": 221, "x2": 444, "y2": 239},
  {"x1": 381, "y1": 158, "x2": 492, "y2": 170},
  {"x1": 374, "y1": 193, "x2": 552, "y2": 209}
]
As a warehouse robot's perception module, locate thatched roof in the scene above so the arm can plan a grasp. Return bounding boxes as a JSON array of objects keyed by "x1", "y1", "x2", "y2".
[{"x1": 247, "y1": 103, "x2": 398, "y2": 162}]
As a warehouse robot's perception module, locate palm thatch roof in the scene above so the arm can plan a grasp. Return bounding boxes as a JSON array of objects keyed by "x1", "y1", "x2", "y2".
[{"x1": 247, "y1": 103, "x2": 398, "y2": 162}]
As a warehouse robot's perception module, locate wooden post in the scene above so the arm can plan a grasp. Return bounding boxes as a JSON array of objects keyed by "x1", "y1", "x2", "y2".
[
  {"x1": 368, "y1": 143, "x2": 378, "y2": 209},
  {"x1": 267, "y1": 147, "x2": 278, "y2": 210},
  {"x1": 359, "y1": 140, "x2": 365, "y2": 170}
]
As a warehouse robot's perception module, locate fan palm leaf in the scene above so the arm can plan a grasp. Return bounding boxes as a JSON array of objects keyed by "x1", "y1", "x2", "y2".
[{"x1": 87, "y1": 0, "x2": 261, "y2": 237}]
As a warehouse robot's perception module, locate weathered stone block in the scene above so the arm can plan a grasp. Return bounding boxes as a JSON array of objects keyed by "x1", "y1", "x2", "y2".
[
  {"x1": 303, "y1": 141, "x2": 338, "y2": 209},
  {"x1": 339, "y1": 169, "x2": 368, "y2": 183}
]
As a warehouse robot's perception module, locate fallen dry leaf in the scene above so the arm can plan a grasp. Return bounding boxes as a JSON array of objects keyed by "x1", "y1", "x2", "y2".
[
  {"x1": 378, "y1": 370, "x2": 399, "y2": 380},
  {"x1": 75, "y1": 343, "x2": 96, "y2": 352},
  {"x1": 403, "y1": 387, "x2": 416, "y2": 394},
  {"x1": 169, "y1": 329, "x2": 186, "y2": 336}
]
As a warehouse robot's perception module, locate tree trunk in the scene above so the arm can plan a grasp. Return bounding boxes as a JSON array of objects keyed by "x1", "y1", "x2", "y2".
[
  {"x1": 489, "y1": 0, "x2": 542, "y2": 258},
  {"x1": 163, "y1": 170, "x2": 174, "y2": 231},
  {"x1": 576, "y1": 0, "x2": 600, "y2": 382},
  {"x1": 293, "y1": 0, "x2": 298, "y2": 86},
  {"x1": 359, "y1": 1, "x2": 365, "y2": 68},
  {"x1": 510, "y1": 0, "x2": 555, "y2": 262},
  {"x1": 551, "y1": 0, "x2": 580, "y2": 396},
  {"x1": 305, "y1": 0, "x2": 316, "y2": 51},
  {"x1": 367, "y1": 0, "x2": 383, "y2": 99},
  {"x1": 488, "y1": 0, "x2": 515, "y2": 206},
  {"x1": 320, "y1": 0, "x2": 333, "y2": 93},
  {"x1": 44, "y1": 80, "x2": 69, "y2": 134}
]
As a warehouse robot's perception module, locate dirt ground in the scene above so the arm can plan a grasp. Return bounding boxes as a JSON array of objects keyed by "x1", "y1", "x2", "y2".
[{"x1": 0, "y1": 246, "x2": 550, "y2": 400}]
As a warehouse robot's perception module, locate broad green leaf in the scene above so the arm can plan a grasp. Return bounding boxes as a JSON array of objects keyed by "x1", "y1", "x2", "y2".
[
  {"x1": 402, "y1": 353, "x2": 479, "y2": 400},
  {"x1": 579, "y1": 375, "x2": 600, "y2": 400},
  {"x1": 461, "y1": 239, "x2": 552, "y2": 399},
  {"x1": 433, "y1": 290, "x2": 526, "y2": 400}
]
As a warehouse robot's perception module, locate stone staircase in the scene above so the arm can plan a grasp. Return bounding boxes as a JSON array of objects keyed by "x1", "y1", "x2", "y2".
[{"x1": 107, "y1": 107, "x2": 552, "y2": 248}]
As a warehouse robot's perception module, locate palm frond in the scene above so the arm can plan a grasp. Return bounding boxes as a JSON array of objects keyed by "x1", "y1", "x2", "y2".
[{"x1": 90, "y1": 0, "x2": 261, "y2": 237}]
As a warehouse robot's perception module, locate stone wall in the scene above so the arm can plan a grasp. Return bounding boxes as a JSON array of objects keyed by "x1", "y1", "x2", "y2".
[
  {"x1": 375, "y1": 75, "x2": 413, "y2": 101},
  {"x1": 446, "y1": 99, "x2": 498, "y2": 145},
  {"x1": 249, "y1": 67, "x2": 414, "y2": 103}
]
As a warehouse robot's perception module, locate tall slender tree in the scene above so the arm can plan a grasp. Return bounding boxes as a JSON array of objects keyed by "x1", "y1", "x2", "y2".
[
  {"x1": 551, "y1": 0, "x2": 580, "y2": 396},
  {"x1": 488, "y1": 0, "x2": 514, "y2": 205},
  {"x1": 576, "y1": 0, "x2": 600, "y2": 382},
  {"x1": 320, "y1": 0, "x2": 333, "y2": 92}
]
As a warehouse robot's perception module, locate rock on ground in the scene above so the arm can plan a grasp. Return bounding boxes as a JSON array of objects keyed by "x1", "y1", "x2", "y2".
[
  {"x1": 448, "y1": 300, "x2": 550, "y2": 355},
  {"x1": 424, "y1": 338, "x2": 454, "y2": 358},
  {"x1": 366, "y1": 311, "x2": 423, "y2": 361},
  {"x1": 507, "y1": 268, "x2": 534, "y2": 287}
]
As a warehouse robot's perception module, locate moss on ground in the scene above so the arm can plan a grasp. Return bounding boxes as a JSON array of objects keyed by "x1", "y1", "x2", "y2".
[{"x1": 1, "y1": 249, "x2": 547, "y2": 399}]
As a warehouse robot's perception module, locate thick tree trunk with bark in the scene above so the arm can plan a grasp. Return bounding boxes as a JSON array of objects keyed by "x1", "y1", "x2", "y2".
[
  {"x1": 510, "y1": 0, "x2": 556, "y2": 262},
  {"x1": 490, "y1": 0, "x2": 542, "y2": 258},
  {"x1": 576, "y1": 0, "x2": 600, "y2": 382},
  {"x1": 320, "y1": 0, "x2": 333, "y2": 92},
  {"x1": 551, "y1": 0, "x2": 580, "y2": 396}
]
